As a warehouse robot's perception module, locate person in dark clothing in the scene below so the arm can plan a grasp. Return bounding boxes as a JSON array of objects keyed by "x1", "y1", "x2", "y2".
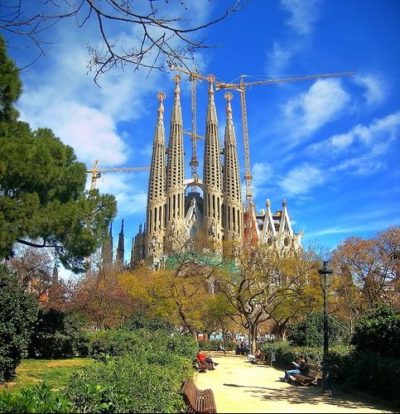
[{"x1": 281, "y1": 356, "x2": 310, "y2": 381}]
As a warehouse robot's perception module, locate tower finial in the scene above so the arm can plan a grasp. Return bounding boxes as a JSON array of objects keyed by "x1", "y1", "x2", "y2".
[
  {"x1": 157, "y1": 91, "x2": 165, "y2": 103},
  {"x1": 174, "y1": 75, "x2": 181, "y2": 95},
  {"x1": 207, "y1": 74, "x2": 215, "y2": 97},
  {"x1": 266, "y1": 199, "x2": 271, "y2": 209},
  {"x1": 157, "y1": 91, "x2": 165, "y2": 118},
  {"x1": 282, "y1": 198, "x2": 287, "y2": 208},
  {"x1": 225, "y1": 92, "x2": 233, "y2": 119}
]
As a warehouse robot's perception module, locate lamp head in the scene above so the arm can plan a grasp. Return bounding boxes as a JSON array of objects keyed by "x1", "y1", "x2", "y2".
[{"x1": 318, "y1": 260, "x2": 333, "y2": 289}]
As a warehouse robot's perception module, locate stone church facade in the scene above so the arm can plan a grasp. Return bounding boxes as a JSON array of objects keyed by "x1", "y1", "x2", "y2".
[{"x1": 131, "y1": 76, "x2": 302, "y2": 267}]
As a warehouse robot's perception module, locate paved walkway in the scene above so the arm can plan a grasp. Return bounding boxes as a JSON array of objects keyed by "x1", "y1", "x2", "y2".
[{"x1": 194, "y1": 353, "x2": 396, "y2": 413}]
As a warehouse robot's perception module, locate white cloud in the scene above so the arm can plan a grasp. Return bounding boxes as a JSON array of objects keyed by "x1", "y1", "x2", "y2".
[
  {"x1": 281, "y1": 0, "x2": 321, "y2": 35},
  {"x1": 310, "y1": 111, "x2": 400, "y2": 154},
  {"x1": 95, "y1": 173, "x2": 148, "y2": 216},
  {"x1": 281, "y1": 164, "x2": 325, "y2": 195},
  {"x1": 249, "y1": 162, "x2": 274, "y2": 199},
  {"x1": 20, "y1": 99, "x2": 130, "y2": 166},
  {"x1": 283, "y1": 79, "x2": 350, "y2": 139},
  {"x1": 266, "y1": 0, "x2": 321, "y2": 74},
  {"x1": 266, "y1": 42, "x2": 293, "y2": 75},
  {"x1": 253, "y1": 162, "x2": 273, "y2": 187},
  {"x1": 354, "y1": 73, "x2": 387, "y2": 106}
]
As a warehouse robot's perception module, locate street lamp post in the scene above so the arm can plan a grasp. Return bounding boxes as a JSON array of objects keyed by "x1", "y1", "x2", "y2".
[{"x1": 318, "y1": 260, "x2": 333, "y2": 394}]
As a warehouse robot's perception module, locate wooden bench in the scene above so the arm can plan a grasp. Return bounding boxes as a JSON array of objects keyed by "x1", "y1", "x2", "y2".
[
  {"x1": 289, "y1": 368, "x2": 321, "y2": 386},
  {"x1": 182, "y1": 378, "x2": 217, "y2": 413}
]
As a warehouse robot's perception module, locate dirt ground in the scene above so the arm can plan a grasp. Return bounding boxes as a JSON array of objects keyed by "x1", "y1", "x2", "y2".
[{"x1": 194, "y1": 352, "x2": 396, "y2": 413}]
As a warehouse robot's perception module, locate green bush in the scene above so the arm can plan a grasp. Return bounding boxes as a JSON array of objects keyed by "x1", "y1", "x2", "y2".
[
  {"x1": 68, "y1": 354, "x2": 191, "y2": 413},
  {"x1": 0, "y1": 265, "x2": 38, "y2": 382},
  {"x1": 197, "y1": 340, "x2": 236, "y2": 351},
  {"x1": 87, "y1": 329, "x2": 197, "y2": 361},
  {"x1": 28, "y1": 309, "x2": 88, "y2": 359},
  {"x1": 261, "y1": 341, "x2": 351, "y2": 369},
  {"x1": 334, "y1": 351, "x2": 400, "y2": 406},
  {"x1": 126, "y1": 312, "x2": 174, "y2": 332},
  {"x1": 288, "y1": 312, "x2": 349, "y2": 347},
  {"x1": 351, "y1": 305, "x2": 400, "y2": 357},
  {"x1": 0, "y1": 382, "x2": 74, "y2": 413}
]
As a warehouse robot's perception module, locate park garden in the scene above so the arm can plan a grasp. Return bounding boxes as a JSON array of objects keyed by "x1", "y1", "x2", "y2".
[{"x1": 0, "y1": 16, "x2": 399, "y2": 413}]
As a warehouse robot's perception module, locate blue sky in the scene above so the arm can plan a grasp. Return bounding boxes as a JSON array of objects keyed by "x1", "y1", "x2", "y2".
[{"x1": 3, "y1": 0, "x2": 400, "y2": 268}]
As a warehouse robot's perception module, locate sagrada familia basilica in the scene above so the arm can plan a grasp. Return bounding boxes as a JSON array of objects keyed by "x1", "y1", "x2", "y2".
[{"x1": 124, "y1": 75, "x2": 302, "y2": 268}]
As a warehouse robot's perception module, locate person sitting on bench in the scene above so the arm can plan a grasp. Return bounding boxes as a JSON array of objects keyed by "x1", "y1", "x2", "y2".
[
  {"x1": 196, "y1": 350, "x2": 218, "y2": 369},
  {"x1": 247, "y1": 348, "x2": 262, "y2": 363},
  {"x1": 281, "y1": 355, "x2": 309, "y2": 381}
]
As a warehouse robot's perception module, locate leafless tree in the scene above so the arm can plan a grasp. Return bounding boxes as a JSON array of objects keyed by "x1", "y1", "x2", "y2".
[{"x1": 0, "y1": 0, "x2": 245, "y2": 82}]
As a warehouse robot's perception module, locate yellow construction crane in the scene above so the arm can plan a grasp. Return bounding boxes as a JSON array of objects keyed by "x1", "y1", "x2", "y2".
[
  {"x1": 215, "y1": 71, "x2": 354, "y2": 213},
  {"x1": 86, "y1": 160, "x2": 149, "y2": 190},
  {"x1": 170, "y1": 65, "x2": 214, "y2": 191}
]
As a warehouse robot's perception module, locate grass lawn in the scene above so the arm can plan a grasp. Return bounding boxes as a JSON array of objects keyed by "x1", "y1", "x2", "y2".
[{"x1": 0, "y1": 358, "x2": 93, "y2": 393}]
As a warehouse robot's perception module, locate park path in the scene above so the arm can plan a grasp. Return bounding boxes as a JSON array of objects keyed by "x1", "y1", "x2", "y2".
[{"x1": 194, "y1": 352, "x2": 396, "y2": 413}]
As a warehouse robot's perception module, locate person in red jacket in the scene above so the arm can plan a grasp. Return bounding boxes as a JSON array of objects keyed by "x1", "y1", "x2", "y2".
[{"x1": 196, "y1": 350, "x2": 218, "y2": 370}]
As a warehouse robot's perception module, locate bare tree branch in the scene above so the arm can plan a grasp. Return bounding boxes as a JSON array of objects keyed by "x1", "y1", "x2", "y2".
[{"x1": 0, "y1": 0, "x2": 247, "y2": 81}]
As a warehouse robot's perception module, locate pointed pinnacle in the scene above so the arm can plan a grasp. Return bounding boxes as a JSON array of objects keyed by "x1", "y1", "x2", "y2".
[
  {"x1": 225, "y1": 92, "x2": 233, "y2": 119},
  {"x1": 157, "y1": 91, "x2": 165, "y2": 119},
  {"x1": 174, "y1": 75, "x2": 181, "y2": 96}
]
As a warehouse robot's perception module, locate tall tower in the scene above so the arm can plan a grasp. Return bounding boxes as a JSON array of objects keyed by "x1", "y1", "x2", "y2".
[
  {"x1": 203, "y1": 76, "x2": 223, "y2": 246},
  {"x1": 165, "y1": 76, "x2": 185, "y2": 251},
  {"x1": 101, "y1": 222, "x2": 113, "y2": 270},
  {"x1": 222, "y1": 92, "x2": 243, "y2": 243},
  {"x1": 116, "y1": 219, "x2": 125, "y2": 267},
  {"x1": 146, "y1": 92, "x2": 167, "y2": 260}
]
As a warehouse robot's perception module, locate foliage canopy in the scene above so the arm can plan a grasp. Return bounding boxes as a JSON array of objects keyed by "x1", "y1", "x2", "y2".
[{"x1": 0, "y1": 35, "x2": 116, "y2": 271}]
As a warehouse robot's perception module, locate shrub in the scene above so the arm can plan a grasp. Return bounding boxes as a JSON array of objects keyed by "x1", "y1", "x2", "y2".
[
  {"x1": 28, "y1": 309, "x2": 88, "y2": 358},
  {"x1": 87, "y1": 329, "x2": 197, "y2": 361},
  {"x1": 68, "y1": 354, "x2": 191, "y2": 413},
  {"x1": 288, "y1": 312, "x2": 348, "y2": 347},
  {"x1": 126, "y1": 312, "x2": 174, "y2": 332},
  {"x1": 351, "y1": 305, "x2": 400, "y2": 357},
  {"x1": 0, "y1": 265, "x2": 38, "y2": 382},
  {"x1": 0, "y1": 382, "x2": 74, "y2": 413},
  {"x1": 261, "y1": 341, "x2": 351, "y2": 369},
  {"x1": 334, "y1": 351, "x2": 400, "y2": 406}
]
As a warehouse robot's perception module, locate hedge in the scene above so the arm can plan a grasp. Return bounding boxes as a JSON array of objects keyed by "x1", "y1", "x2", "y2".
[{"x1": 86, "y1": 329, "x2": 197, "y2": 361}]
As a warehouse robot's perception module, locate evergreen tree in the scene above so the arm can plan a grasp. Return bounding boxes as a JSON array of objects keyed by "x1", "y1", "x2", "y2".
[
  {"x1": 0, "y1": 35, "x2": 116, "y2": 271},
  {"x1": 0, "y1": 35, "x2": 21, "y2": 121}
]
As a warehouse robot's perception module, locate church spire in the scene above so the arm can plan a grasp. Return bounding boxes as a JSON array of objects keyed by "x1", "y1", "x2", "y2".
[
  {"x1": 165, "y1": 75, "x2": 185, "y2": 251},
  {"x1": 203, "y1": 75, "x2": 223, "y2": 246},
  {"x1": 101, "y1": 221, "x2": 113, "y2": 270},
  {"x1": 223, "y1": 92, "x2": 243, "y2": 242},
  {"x1": 116, "y1": 219, "x2": 125, "y2": 267},
  {"x1": 146, "y1": 92, "x2": 167, "y2": 260}
]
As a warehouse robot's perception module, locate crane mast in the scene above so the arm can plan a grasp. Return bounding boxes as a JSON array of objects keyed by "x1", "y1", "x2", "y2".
[
  {"x1": 169, "y1": 65, "x2": 211, "y2": 191},
  {"x1": 215, "y1": 71, "x2": 354, "y2": 213},
  {"x1": 189, "y1": 73, "x2": 199, "y2": 192},
  {"x1": 171, "y1": 65, "x2": 353, "y2": 244},
  {"x1": 239, "y1": 76, "x2": 253, "y2": 211}
]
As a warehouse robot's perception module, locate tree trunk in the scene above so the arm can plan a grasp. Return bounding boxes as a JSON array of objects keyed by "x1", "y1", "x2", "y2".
[{"x1": 248, "y1": 324, "x2": 257, "y2": 354}]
